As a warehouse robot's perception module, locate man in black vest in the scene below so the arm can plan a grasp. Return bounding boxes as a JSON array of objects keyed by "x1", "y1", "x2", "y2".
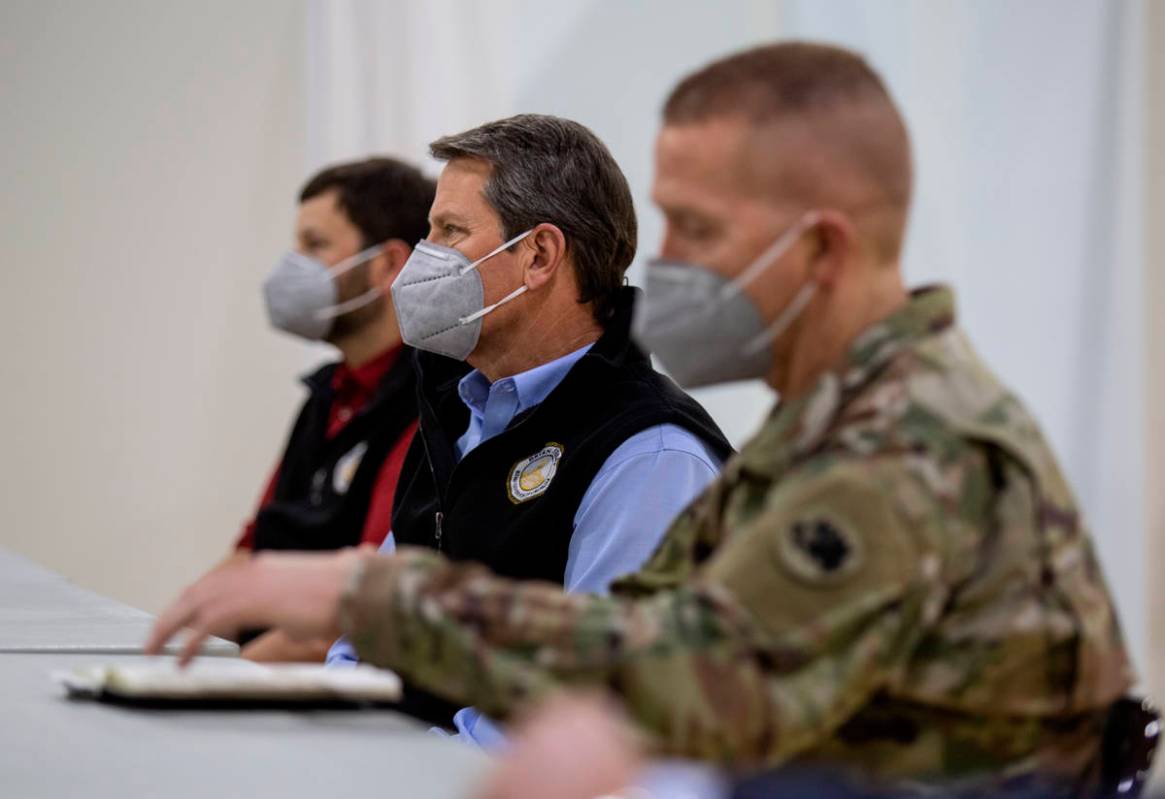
[
  {"x1": 324, "y1": 114, "x2": 733, "y2": 737},
  {"x1": 220, "y1": 158, "x2": 434, "y2": 662}
]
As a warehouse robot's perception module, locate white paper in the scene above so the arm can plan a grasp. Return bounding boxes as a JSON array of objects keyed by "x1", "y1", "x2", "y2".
[{"x1": 54, "y1": 660, "x2": 401, "y2": 703}]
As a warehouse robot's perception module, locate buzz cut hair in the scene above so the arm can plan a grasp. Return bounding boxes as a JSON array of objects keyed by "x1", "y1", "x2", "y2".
[
  {"x1": 663, "y1": 41, "x2": 913, "y2": 210},
  {"x1": 665, "y1": 41, "x2": 897, "y2": 127}
]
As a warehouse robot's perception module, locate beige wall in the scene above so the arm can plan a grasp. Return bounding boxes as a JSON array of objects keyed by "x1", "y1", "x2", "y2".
[
  {"x1": 0, "y1": 1, "x2": 310, "y2": 612},
  {"x1": 1147, "y1": 0, "x2": 1165, "y2": 727}
]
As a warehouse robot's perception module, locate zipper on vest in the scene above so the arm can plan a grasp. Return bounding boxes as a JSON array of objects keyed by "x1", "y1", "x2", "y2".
[{"x1": 417, "y1": 420, "x2": 447, "y2": 552}]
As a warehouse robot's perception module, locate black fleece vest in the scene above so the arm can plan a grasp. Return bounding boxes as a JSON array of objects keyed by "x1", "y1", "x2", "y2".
[
  {"x1": 391, "y1": 288, "x2": 733, "y2": 581},
  {"x1": 251, "y1": 350, "x2": 417, "y2": 552}
]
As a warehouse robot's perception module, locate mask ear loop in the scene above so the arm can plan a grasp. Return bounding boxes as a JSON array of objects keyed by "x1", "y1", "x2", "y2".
[
  {"x1": 332, "y1": 243, "x2": 386, "y2": 276},
  {"x1": 742, "y1": 282, "x2": 817, "y2": 356},
  {"x1": 316, "y1": 287, "x2": 383, "y2": 320},
  {"x1": 719, "y1": 211, "x2": 821, "y2": 301},
  {"x1": 313, "y1": 243, "x2": 387, "y2": 320},
  {"x1": 455, "y1": 227, "x2": 537, "y2": 325},
  {"x1": 459, "y1": 229, "x2": 536, "y2": 276},
  {"x1": 459, "y1": 284, "x2": 529, "y2": 326},
  {"x1": 739, "y1": 212, "x2": 824, "y2": 355}
]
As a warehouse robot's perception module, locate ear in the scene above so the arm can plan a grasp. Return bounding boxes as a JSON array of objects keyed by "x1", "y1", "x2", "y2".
[
  {"x1": 807, "y1": 209, "x2": 857, "y2": 289},
  {"x1": 520, "y1": 223, "x2": 568, "y2": 292},
  {"x1": 368, "y1": 239, "x2": 413, "y2": 290}
]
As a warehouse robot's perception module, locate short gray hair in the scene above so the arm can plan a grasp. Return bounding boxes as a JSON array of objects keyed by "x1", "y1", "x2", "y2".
[{"x1": 430, "y1": 114, "x2": 636, "y2": 323}]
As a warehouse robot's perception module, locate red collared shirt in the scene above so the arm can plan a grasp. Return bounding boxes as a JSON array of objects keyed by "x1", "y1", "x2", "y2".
[{"x1": 235, "y1": 345, "x2": 417, "y2": 549}]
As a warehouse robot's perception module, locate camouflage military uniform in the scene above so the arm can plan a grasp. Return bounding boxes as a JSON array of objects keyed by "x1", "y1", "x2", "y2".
[{"x1": 341, "y1": 286, "x2": 1133, "y2": 791}]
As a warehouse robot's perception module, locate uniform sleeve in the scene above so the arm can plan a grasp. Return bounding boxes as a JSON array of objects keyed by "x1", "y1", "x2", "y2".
[
  {"x1": 325, "y1": 531, "x2": 397, "y2": 668},
  {"x1": 341, "y1": 458, "x2": 952, "y2": 767}
]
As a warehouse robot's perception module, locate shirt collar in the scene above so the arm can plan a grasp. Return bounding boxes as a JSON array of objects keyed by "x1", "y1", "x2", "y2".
[
  {"x1": 332, "y1": 344, "x2": 404, "y2": 395},
  {"x1": 457, "y1": 343, "x2": 594, "y2": 419}
]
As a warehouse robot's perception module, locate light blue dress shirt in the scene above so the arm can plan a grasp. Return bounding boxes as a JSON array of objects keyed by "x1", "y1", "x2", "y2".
[{"x1": 326, "y1": 343, "x2": 723, "y2": 746}]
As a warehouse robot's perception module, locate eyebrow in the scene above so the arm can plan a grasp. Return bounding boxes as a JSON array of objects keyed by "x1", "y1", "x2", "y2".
[
  {"x1": 428, "y1": 211, "x2": 470, "y2": 228},
  {"x1": 657, "y1": 202, "x2": 715, "y2": 224},
  {"x1": 653, "y1": 187, "x2": 708, "y2": 218}
]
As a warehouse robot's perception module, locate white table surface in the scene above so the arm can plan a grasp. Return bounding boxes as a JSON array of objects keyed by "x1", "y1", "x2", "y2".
[
  {"x1": 0, "y1": 652, "x2": 488, "y2": 798},
  {"x1": 0, "y1": 549, "x2": 488, "y2": 797},
  {"x1": 0, "y1": 548, "x2": 235, "y2": 655}
]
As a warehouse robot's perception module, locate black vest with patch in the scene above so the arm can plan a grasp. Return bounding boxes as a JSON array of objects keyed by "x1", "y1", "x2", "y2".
[
  {"x1": 251, "y1": 350, "x2": 417, "y2": 552},
  {"x1": 392, "y1": 288, "x2": 733, "y2": 581},
  {"x1": 389, "y1": 289, "x2": 732, "y2": 726}
]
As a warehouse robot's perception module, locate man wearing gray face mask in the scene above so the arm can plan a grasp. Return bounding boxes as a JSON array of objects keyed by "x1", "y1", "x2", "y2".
[
  {"x1": 323, "y1": 114, "x2": 734, "y2": 737},
  {"x1": 149, "y1": 44, "x2": 1141, "y2": 795},
  {"x1": 214, "y1": 157, "x2": 435, "y2": 664}
]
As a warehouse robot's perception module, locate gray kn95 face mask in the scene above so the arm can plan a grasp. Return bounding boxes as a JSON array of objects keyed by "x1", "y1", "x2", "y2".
[
  {"x1": 390, "y1": 229, "x2": 534, "y2": 361},
  {"x1": 263, "y1": 244, "x2": 384, "y2": 341},
  {"x1": 632, "y1": 212, "x2": 820, "y2": 388}
]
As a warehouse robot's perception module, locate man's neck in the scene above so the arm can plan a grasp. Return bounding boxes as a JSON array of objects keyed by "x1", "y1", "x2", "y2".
[
  {"x1": 333, "y1": 320, "x2": 403, "y2": 369},
  {"x1": 470, "y1": 307, "x2": 603, "y2": 383},
  {"x1": 775, "y1": 271, "x2": 908, "y2": 400}
]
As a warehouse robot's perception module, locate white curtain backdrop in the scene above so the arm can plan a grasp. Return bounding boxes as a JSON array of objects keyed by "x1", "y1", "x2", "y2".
[{"x1": 304, "y1": 0, "x2": 1148, "y2": 669}]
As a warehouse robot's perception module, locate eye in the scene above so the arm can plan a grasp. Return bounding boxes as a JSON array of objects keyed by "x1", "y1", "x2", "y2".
[
  {"x1": 665, "y1": 210, "x2": 714, "y2": 243},
  {"x1": 677, "y1": 217, "x2": 713, "y2": 241}
]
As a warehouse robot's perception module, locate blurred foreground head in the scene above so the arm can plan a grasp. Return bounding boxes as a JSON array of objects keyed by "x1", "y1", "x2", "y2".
[
  {"x1": 645, "y1": 42, "x2": 913, "y2": 392},
  {"x1": 474, "y1": 694, "x2": 645, "y2": 799}
]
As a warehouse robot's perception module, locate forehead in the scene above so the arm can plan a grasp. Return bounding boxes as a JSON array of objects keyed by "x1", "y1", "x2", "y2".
[
  {"x1": 652, "y1": 118, "x2": 757, "y2": 208},
  {"x1": 431, "y1": 158, "x2": 495, "y2": 217},
  {"x1": 297, "y1": 190, "x2": 354, "y2": 232}
]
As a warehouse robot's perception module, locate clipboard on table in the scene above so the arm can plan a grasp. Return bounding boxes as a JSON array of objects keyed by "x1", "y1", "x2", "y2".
[{"x1": 54, "y1": 660, "x2": 402, "y2": 710}]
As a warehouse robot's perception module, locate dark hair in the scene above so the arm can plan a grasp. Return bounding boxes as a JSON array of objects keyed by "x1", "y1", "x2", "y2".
[
  {"x1": 299, "y1": 157, "x2": 436, "y2": 249},
  {"x1": 430, "y1": 114, "x2": 637, "y2": 323}
]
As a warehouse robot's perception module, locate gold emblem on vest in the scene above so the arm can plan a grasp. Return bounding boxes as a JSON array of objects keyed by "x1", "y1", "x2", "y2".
[{"x1": 507, "y1": 442, "x2": 564, "y2": 504}]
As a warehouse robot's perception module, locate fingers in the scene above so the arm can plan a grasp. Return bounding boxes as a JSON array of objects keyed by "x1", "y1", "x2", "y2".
[
  {"x1": 177, "y1": 628, "x2": 211, "y2": 668},
  {"x1": 146, "y1": 552, "x2": 348, "y2": 660},
  {"x1": 145, "y1": 589, "x2": 199, "y2": 656},
  {"x1": 148, "y1": 596, "x2": 239, "y2": 666},
  {"x1": 146, "y1": 568, "x2": 243, "y2": 660}
]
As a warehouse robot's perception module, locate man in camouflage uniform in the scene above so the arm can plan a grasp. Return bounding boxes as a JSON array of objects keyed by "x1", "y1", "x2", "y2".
[{"x1": 148, "y1": 42, "x2": 1133, "y2": 794}]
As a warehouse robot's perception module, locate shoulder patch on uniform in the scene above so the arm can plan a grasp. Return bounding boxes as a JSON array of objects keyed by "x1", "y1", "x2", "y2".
[
  {"x1": 332, "y1": 441, "x2": 369, "y2": 495},
  {"x1": 775, "y1": 516, "x2": 865, "y2": 586},
  {"x1": 507, "y1": 442, "x2": 563, "y2": 504}
]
